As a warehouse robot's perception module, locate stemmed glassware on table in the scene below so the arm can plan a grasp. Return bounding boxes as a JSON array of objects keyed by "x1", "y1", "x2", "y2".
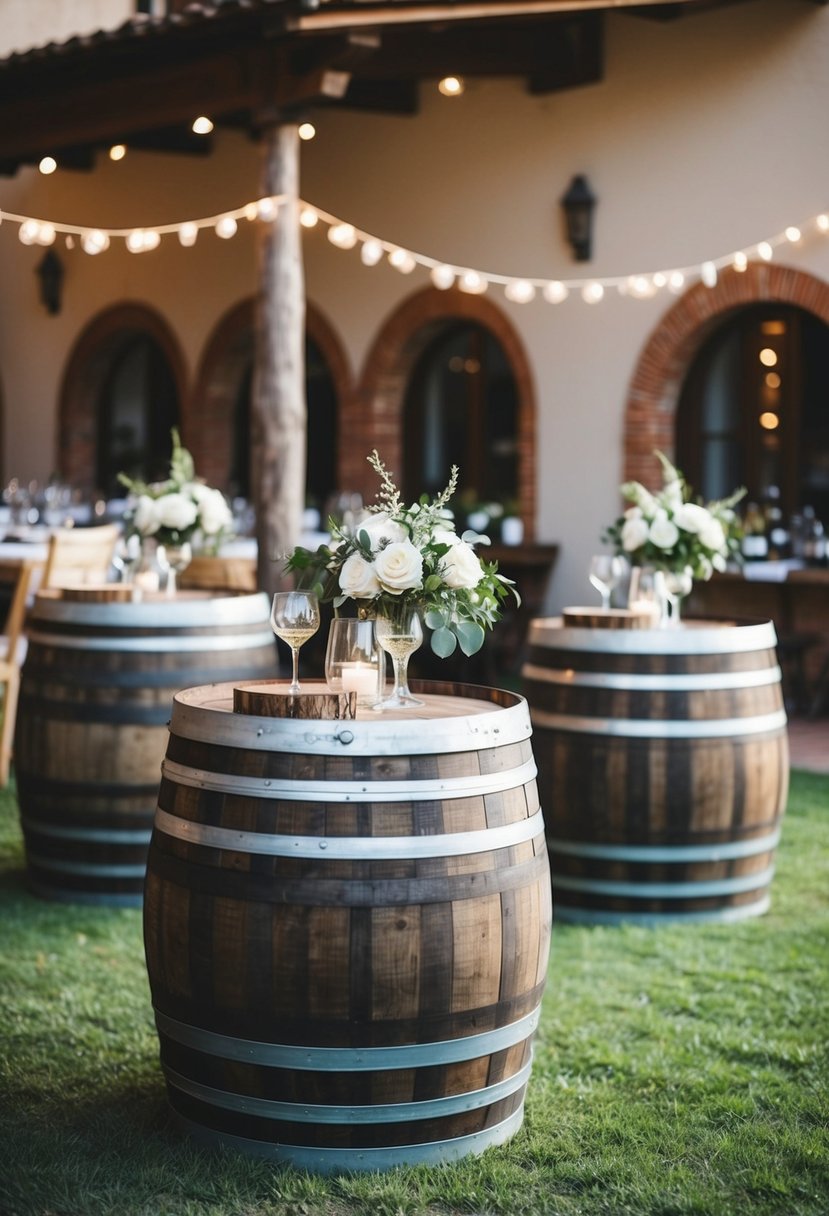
[
  {"x1": 373, "y1": 605, "x2": 425, "y2": 711},
  {"x1": 156, "y1": 541, "x2": 193, "y2": 598},
  {"x1": 270, "y1": 591, "x2": 320, "y2": 695},
  {"x1": 662, "y1": 567, "x2": 693, "y2": 626},
  {"x1": 588, "y1": 555, "x2": 626, "y2": 610}
]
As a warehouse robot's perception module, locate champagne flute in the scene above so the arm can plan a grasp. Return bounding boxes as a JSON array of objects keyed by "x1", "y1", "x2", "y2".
[
  {"x1": 270, "y1": 591, "x2": 320, "y2": 695},
  {"x1": 589, "y1": 554, "x2": 625, "y2": 610}
]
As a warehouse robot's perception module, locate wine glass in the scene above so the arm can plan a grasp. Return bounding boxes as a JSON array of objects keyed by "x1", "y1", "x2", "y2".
[
  {"x1": 373, "y1": 605, "x2": 424, "y2": 711},
  {"x1": 663, "y1": 567, "x2": 693, "y2": 627},
  {"x1": 156, "y1": 541, "x2": 192, "y2": 598},
  {"x1": 270, "y1": 591, "x2": 320, "y2": 695},
  {"x1": 589, "y1": 555, "x2": 625, "y2": 610}
]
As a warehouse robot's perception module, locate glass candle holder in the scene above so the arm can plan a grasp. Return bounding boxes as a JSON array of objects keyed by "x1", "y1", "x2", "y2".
[{"x1": 324, "y1": 618, "x2": 384, "y2": 708}]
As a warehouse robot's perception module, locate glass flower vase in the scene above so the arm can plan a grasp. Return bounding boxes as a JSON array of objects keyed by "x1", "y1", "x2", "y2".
[{"x1": 373, "y1": 601, "x2": 424, "y2": 711}]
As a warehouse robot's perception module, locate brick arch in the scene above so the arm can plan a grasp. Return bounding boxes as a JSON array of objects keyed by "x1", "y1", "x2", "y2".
[
  {"x1": 59, "y1": 302, "x2": 187, "y2": 493},
  {"x1": 188, "y1": 297, "x2": 354, "y2": 493},
  {"x1": 355, "y1": 288, "x2": 537, "y2": 538},
  {"x1": 624, "y1": 263, "x2": 829, "y2": 489}
]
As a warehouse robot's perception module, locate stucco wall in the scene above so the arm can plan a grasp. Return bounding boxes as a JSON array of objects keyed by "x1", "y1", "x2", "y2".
[
  {"x1": 0, "y1": 0, "x2": 827, "y2": 611},
  {"x1": 0, "y1": 0, "x2": 133, "y2": 57}
]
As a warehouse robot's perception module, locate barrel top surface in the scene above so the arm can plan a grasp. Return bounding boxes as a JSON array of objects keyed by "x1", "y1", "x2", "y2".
[
  {"x1": 30, "y1": 589, "x2": 270, "y2": 628},
  {"x1": 169, "y1": 680, "x2": 532, "y2": 755},
  {"x1": 528, "y1": 616, "x2": 778, "y2": 654}
]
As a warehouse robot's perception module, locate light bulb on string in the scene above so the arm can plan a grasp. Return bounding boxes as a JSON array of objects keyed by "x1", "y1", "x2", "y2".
[
  {"x1": 298, "y1": 122, "x2": 316, "y2": 141},
  {"x1": 177, "y1": 222, "x2": 199, "y2": 248},
  {"x1": 431, "y1": 265, "x2": 455, "y2": 290},
  {"x1": 668, "y1": 271, "x2": 685, "y2": 294},
  {"x1": 701, "y1": 261, "x2": 718, "y2": 288},
  {"x1": 582, "y1": 282, "x2": 604, "y2": 304},
  {"x1": 438, "y1": 76, "x2": 465, "y2": 97},
  {"x1": 360, "y1": 240, "x2": 383, "y2": 267},
  {"x1": 257, "y1": 197, "x2": 279, "y2": 222},
  {"x1": 192, "y1": 116, "x2": 213, "y2": 135},
  {"x1": 300, "y1": 207, "x2": 318, "y2": 228},
  {"x1": 18, "y1": 219, "x2": 40, "y2": 245},
  {"x1": 243, "y1": 202, "x2": 258, "y2": 222},
  {"x1": 388, "y1": 248, "x2": 416, "y2": 274},
  {"x1": 38, "y1": 157, "x2": 57, "y2": 175},
  {"x1": 81, "y1": 229, "x2": 110, "y2": 255},
  {"x1": 785, "y1": 226, "x2": 801, "y2": 243},
  {"x1": 126, "y1": 229, "x2": 160, "y2": 253},
  {"x1": 215, "y1": 216, "x2": 237, "y2": 240},
  {"x1": 505, "y1": 279, "x2": 535, "y2": 304},
  {"x1": 543, "y1": 281, "x2": 568, "y2": 304},
  {"x1": 328, "y1": 223, "x2": 357, "y2": 249},
  {"x1": 818, "y1": 215, "x2": 829, "y2": 233},
  {"x1": 35, "y1": 223, "x2": 56, "y2": 246},
  {"x1": 458, "y1": 270, "x2": 487, "y2": 295},
  {"x1": 109, "y1": 145, "x2": 126, "y2": 162},
  {"x1": 652, "y1": 273, "x2": 667, "y2": 289},
  {"x1": 757, "y1": 241, "x2": 773, "y2": 261},
  {"x1": 733, "y1": 251, "x2": 748, "y2": 272}
]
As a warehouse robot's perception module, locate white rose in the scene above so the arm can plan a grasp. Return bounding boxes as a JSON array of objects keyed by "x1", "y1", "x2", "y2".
[
  {"x1": 157, "y1": 492, "x2": 199, "y2": 533},
  {"x1": 198, "y1": 488, "x2": 233, "y2": 536},
  {"x1": 133, "y1": 494, "x2": 161, "y2": 537},
  {"x1": 624, "y1": 506, "x2": 643, "y2": 521},
  {"x1": 358, "y1": 511, "x2": 407, "y2": 551},
  {"x1": 699, "y1": 517, "x2": 726, "y2": 552},
  {"x1": 674, "y1": 502, "x2": 712, "y2": 535},
  {"x1": 648, "y1": 516, "x2": 680, "y2": 550},
  {"x1": 339, "y1": 553, "x2": 381, "y2": 598},
  {"x1": 374, "y1": 540, "x2": 423, "y2": 594},
  {"x1": 440, "y1": 539, "x2": 484, "y2": 590},
  {"x1": 432, "y1": 527, "x2": 460, "y2": 548},
  {"x1": 621, "y1": 516, "x2": 649, "y2": 552}
]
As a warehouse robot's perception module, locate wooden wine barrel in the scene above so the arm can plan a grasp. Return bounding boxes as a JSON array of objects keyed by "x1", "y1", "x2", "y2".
[
  {"x1": 15, "y1": 592, "x2": 276, "y2": 906},
  {"x1": 143, "y1": 680, "x2": 552, "y2": 1173},
  {"x1": 522, "y1": 618, "x2": 788, "y2": 924}
]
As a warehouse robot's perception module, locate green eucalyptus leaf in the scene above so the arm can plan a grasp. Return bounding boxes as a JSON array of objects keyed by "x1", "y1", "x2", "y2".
[
  {"x1": 424, "y1": 608, "x2": 446, "y2": 630},
  {"x1": 455, "y1": 620, "x2": 485, "y2": 656},
  {"x1": 431, "y1": 627, "x2": 457, "y2": 658}
]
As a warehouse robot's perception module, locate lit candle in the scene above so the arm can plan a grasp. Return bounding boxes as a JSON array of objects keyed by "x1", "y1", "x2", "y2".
[{"x1": 340, "y1": 662, "x2": 379, "y2": 699}]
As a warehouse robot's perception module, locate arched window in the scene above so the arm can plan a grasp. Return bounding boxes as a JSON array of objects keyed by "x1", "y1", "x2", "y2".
[
  {"x1": 97, "y1": 333, "x2": 179, "y2": 494},
  {"x1": 403, "y1": 321, "x2": 519, "y2": 508},
  {"x1": 676, "y1": 305, "x2": 829, "y2": 520},
  {"x1": 227, "y1": 335, "x2": 339, "y2": 507}
]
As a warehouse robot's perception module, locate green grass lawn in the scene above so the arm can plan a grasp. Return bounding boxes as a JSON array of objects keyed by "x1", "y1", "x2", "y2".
[{"x1": 1, "y1": 771, "x2": 827, "y2": 1216}]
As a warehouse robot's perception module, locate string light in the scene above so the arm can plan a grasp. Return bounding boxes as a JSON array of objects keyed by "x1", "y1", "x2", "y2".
[
  {"x1": 109, "y1": 145, "x2": 126, "y2": 162},
  {"x1": 191, "y1": 117, "x2": 213, "y2": 135},
  {"x1": 1, "y1": 195, "x2": 826, "y2": 305},
  {"x1": 438, "y1": 76, "x2": 465, "y2": 97},
  {"x1": 38, "y1": 157, "x2": 57, "y2": 175},
  {"x1": 298, "y1": 122, "x2": 316, "y2": 141}
]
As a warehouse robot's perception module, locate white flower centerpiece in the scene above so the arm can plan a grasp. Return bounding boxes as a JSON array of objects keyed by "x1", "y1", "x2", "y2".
[
  {"x1": 603, "y1": 451, "x2": 745, "y2": 623},
  {"x1": 285, "y1": 451, "x2": 517, "y2": 708},
  {"x1": 119, "y1": 429, "x2": 234, "y2": 594}
]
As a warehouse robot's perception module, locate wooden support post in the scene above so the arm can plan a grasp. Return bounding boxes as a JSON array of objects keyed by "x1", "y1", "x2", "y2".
[{"x1": 253, "y1": 118, "x2": 305, "y2": 598}]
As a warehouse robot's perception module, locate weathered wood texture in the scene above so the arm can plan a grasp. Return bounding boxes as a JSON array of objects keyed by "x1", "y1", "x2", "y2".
[
  {"x1": 253, "y1": 121, "x2": 305, "y2": 600},
  {"x1": 562, "y1": 607, "x2": 652, "y2": 629},
  {"x1": 15, "y1": 593, "x2": 276, "y2": 906},
  {"x1": 234, "y1": 681, "x2": 356, "y2": 719},
  {"x1": 522, "y1": 619, "x2": 789, "y2": 924},
  {"x1": 143, "y1": 681, "x2": 552, "y2": 1169}
]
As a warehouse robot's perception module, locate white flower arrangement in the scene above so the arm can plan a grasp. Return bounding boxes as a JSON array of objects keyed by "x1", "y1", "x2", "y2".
[
  {"x1": 119, "y1": 429, "x2": 234, "y2": 552},
  {"x1": 285, "y1": 451, "x2": 517, "y2": 657},
  {"x1": 604, "y1": 451, "x2": 745, "y2": 580}
]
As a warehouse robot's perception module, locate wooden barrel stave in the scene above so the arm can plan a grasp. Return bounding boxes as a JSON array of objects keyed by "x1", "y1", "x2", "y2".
[
  {"x1": 143, "y1": 681, "x2": 551, "y2": 1169},
  {"x1": 16, "y1": 593, "x2": 275, "y2": 905},
  {"x1": 524, "y1": 619, "x2": 788, "y2": 923}
]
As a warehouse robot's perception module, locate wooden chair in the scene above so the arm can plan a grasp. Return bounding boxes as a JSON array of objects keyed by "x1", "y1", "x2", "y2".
[
  {"x1": 0, "y1": 560, "x2": 38, "y2": 786},
  {"x1": 178, "y1": 555, "x2": 258, "y2": 593},
  {"x1": 42, "y1": 523, "x2": 120, "y2": 590}
]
